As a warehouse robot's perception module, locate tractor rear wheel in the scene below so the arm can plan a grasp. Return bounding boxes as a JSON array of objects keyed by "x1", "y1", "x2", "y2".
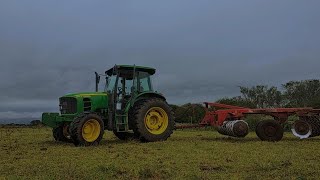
[
  {"x1": 130, "y1": 98, "x2": 174, "y2": 142},
  {"x1": 69, "y1": 113, "x2": 104, "y2": 146},
  {"x1": 255, "y1": 120, "x2": 284, "y2": 141},
  {"x1": 53, "y1": 124, "x2": 72, "y2": 143}
]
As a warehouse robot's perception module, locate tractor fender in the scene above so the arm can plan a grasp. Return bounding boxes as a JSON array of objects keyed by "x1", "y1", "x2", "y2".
[
  {"x1": 133, "y1": 92, "x2": 166, "y2": 104},
  {"x1": 124, "y1": 92, "x2": 167, "y2": 113}
]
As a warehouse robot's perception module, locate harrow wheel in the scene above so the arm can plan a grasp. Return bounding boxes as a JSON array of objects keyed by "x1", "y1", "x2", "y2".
[
  {"x1": 291, "y1": 119, "x2": 312, "y2": 139},
  {"x1": 291, "y1": 116, "x2": 320, "y2": 139},
  {"x1": 305, "y1": 116, "x2": 320, "y2": 137},
  {"x1": 255, "y1": 120, "x2": 284, "y2": 142},
  {"x1": 69, "y1": 113, "x2": 104, "y2": 146}
]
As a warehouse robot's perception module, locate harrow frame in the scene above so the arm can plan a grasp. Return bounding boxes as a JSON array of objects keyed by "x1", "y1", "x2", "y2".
[{"x1": 176, "y1": 102, "x2": 320, "y2": 141}]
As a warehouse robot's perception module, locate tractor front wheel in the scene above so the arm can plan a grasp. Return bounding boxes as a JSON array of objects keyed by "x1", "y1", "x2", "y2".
[
  {"x1": 130, "y1": 98, "x2": 174, "y2": 142},
  {"x1": 255, "y1": 120, "x2": 284, "y2": 141},
  {"x1": 53, "y1": 124, "x2": 72, "y2": 143},
  {"x1": 69, "y1": 113, "x2": 104, "y2": 146}
]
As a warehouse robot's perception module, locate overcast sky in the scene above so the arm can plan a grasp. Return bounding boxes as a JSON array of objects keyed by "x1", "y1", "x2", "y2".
[{"x1": 0, "y1": 1, "x2": 319, "y2": 122}]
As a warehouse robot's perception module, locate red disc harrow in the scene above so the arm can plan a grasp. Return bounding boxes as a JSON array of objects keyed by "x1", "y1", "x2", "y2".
[{"x1": 176, "y1": 102, "x2": 320, "y2": 141}]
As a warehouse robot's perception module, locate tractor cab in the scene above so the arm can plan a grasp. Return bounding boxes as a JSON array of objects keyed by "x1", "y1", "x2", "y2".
[
  {"x1": 105, "y1": 65, "x2": 155, "y2": 109},
  {"x1": 102, "y1": 65, "x2": 158, "y2": 132},
  {"x1": 105, "y1": 65, "x2": 155, "y2": 93}
]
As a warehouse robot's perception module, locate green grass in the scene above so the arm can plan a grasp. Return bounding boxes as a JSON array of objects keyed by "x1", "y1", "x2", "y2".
[{"x1": 1, "y1": 127, "x2": 320, "y2": 179}]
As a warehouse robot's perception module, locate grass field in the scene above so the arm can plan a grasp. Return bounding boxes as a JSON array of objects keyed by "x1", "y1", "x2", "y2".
[{"x1": 1, "y1": 127, "x2": 320, "y2": 180}]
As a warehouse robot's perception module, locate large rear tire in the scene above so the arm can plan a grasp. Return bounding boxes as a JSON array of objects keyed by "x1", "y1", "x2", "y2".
[
  {"x1": 69, "y1": 113, "x2": 104, "y2": 146},
  {"x1": 130, "y1": 98, "x2": 174, "y2": 142},
  {"x1": 53, "y1": 124, "x2": 72, "y2": 143},
  {"x1": 255, "y1": 120, "x2": 284, "y2": 142}
]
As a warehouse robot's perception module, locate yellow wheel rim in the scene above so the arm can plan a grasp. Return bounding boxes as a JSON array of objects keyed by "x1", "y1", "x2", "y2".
[
  {"x1": 82, "y1": 119, "x2": 101, "y2": 142},
  {"x1": 144, "y1": 107, "x2": 169, "y2": 135}
]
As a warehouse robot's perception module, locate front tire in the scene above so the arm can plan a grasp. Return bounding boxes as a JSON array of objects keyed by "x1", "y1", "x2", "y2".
[
  {"x1": 131, "y1": 98, "x2": 174, "y2": 142},
  {"x1": 69, "y1": 113, "x2": 104, "y2": 146},
  {"x1": 53, "y1": 124, "x2": 72, "y2": 143}
]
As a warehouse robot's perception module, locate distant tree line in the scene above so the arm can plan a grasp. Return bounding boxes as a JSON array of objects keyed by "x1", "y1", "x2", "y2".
[
  {"x1": 170, "y1": 103, "x2": 206, "y2": 124},
  {"x1": 0, "y1": 120, "x2": 43, "y2": 127},
  {"x1": 218, "y1": 79, "x2": 320, "y2": 108},
  {"x1": 172, "y1": 79, "x2": 320, "y2": 123}
]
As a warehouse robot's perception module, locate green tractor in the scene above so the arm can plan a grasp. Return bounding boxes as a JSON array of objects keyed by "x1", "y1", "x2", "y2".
[{"x1": 42, "y1": 65, "x2": 175, "y2": 146}]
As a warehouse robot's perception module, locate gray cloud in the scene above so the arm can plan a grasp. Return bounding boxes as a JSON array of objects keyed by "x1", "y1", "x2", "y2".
[{"x1": 0, "y1": 1, "x2": 320, "y2": 122}]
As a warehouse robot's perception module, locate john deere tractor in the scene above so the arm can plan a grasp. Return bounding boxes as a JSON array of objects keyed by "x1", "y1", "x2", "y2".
[{"x1": 42, "y1": 65, "x2": 174, "y2": 146}]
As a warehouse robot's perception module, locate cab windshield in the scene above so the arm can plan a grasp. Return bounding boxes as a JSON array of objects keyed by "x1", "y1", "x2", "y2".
[
  {"x1": 104, "y1": 71, "x2": 153, "y2": 93},
  {"x1": 136, "y1": 72, "x2": 153, "y2": 92}
]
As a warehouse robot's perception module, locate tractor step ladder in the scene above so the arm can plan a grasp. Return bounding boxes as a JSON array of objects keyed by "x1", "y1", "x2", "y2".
[{"x1": 115, "y1": 112, "x2": 129, "y2": 132}]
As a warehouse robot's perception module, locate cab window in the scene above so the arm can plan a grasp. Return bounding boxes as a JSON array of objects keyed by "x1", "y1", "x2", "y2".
[{"x1": 137, "y1": 72, "x2": 153, "y2": 92}]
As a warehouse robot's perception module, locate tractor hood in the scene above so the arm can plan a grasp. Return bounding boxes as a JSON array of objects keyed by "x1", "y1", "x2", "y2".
[
  {"x1": 59, "y1": 92, "x2": 108, "y2": 114},
  {"x1": 62, "y1": 92, "x2": 108, "y2": 98}
]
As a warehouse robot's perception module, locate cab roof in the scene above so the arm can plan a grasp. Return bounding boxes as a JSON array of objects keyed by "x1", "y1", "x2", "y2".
[{"x1": 105, "y1": 65, "x2": 156, "y2": 76}]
